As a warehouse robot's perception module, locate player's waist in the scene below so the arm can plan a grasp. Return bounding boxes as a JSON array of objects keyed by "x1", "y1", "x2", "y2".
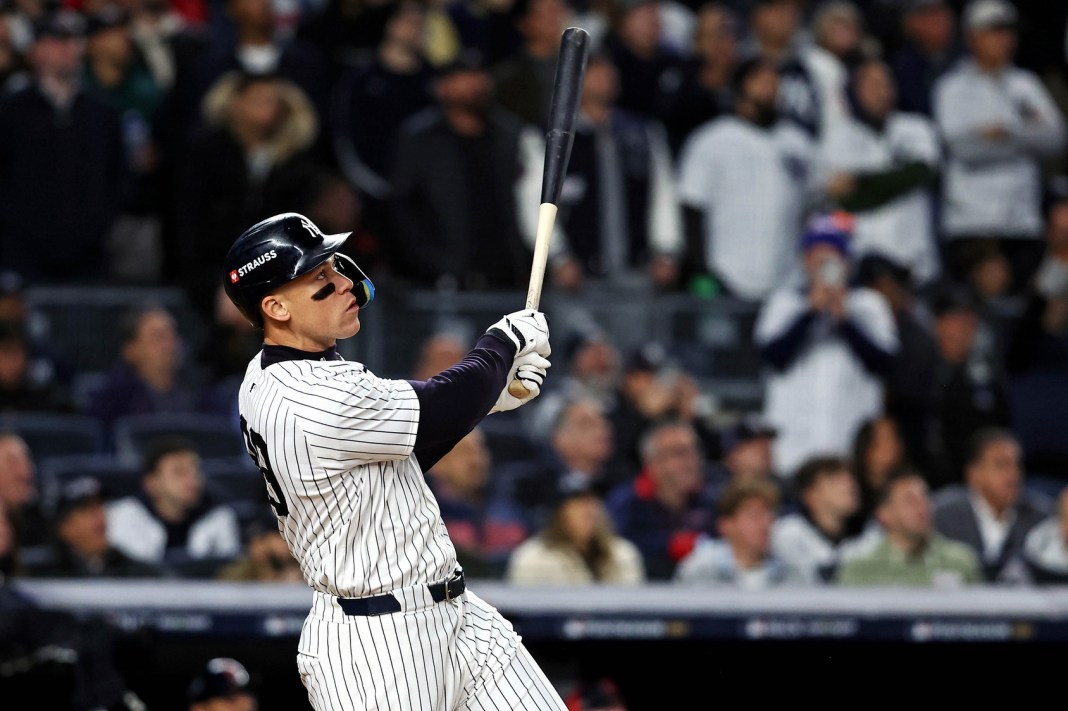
[{"x1": 311, "y1": 569, "x2": 466, "y2": 619}]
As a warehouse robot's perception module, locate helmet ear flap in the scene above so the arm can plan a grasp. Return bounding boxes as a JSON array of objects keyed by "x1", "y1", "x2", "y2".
[{"x1": 335, "y1": 254, "x2": 375, "y2": 308}]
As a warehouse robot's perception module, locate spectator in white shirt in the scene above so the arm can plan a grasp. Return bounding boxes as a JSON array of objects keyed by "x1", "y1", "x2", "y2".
[
  {"x1": 933, "y1": 0, "x2": 1066, "y2": 294},
  {"x1": 771, "y1": 455, "x2": 877, "y2": 584},
  {"x1": 755, "y1": 212, "x2": 899, "y2": 479},
  {"x1": 106, "y1": 435, "x2": 242, "y2": 573},
  {"x1": 822, "y1": 58, "x2": 942, "y2": 286},
  {"x1": 677, "y1": 55, "x2": 816, "y2": 301}
]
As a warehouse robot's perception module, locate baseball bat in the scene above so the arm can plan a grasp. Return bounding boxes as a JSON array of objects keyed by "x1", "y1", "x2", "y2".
[{"x1": 508, "y1": 26, "x2": 590, "y2": 398}]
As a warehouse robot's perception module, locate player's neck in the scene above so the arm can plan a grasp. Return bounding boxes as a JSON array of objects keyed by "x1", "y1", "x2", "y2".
[{"x1": 264, "y1": 330, "x2": 337, "y2": 353}]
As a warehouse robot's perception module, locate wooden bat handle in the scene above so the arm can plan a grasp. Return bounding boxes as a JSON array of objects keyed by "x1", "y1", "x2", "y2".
[{"x1": 508, "y1": 203, "x2": 558, "y2": 398}]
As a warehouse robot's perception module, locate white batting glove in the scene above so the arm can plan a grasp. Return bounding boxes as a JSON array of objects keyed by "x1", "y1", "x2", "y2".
[
  {"x1": 485, "y1": 309, "x2": 551, "y2": 358},
  {"x1": 490, "y1": 352, "x2": 551, "y2": 413}
]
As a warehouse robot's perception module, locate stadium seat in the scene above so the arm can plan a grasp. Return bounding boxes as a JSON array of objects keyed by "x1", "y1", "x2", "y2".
[
  {"x1": 201, "y1": 456, "x2": 267, "y2": 507},
  {"x1": 0, "y1": 412, "x2": 106, "y2": 459},
  {"x1": 1009, "y1": 368, "x2": 1068, "y2": 478},
  {"x1": 36, "y1": 454, "x2": 143, "y2": 502},
  {"x1": 111, "y1": 412, "x2": 247, "y2": 466}
]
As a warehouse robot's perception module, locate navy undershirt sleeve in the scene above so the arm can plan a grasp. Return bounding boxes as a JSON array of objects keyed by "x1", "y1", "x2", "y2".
[
  {"x1": 839, "y1": 318, "x2": 895, "y2": 375},
  {"x1": 760, "y1": 311, "x2": 816, "y2": 371},
  {"x1": 408, "y1": 334, "x2": 516, "y2": 471}
]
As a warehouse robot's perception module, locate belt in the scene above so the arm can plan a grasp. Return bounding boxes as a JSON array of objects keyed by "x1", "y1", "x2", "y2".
[{"x1": 336, "y1": 570, "x2": 466, "y2": 617}]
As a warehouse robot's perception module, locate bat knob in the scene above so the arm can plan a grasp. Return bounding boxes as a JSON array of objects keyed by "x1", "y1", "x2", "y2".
[{"x1": 507, "y1": 379, "x2": 531, "y2": 399}]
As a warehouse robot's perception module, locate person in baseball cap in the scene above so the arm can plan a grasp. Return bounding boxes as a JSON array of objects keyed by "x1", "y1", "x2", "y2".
[
  {"x1": 187, "y1": 657, "x2": 258, "y2": 711},
  {"x1": 961, "y1": 0, "x2": 1017, "y2": 31}
]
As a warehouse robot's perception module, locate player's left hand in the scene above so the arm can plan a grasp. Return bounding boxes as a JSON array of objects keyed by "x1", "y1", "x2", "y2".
[{"x1": 490, "y1": 352, "x2": 551, "y2": 413}]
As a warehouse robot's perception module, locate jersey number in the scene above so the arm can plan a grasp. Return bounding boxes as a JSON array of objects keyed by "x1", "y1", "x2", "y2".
[{"x1": 240, "y1": 415, "x2": 289, "y2": 516}]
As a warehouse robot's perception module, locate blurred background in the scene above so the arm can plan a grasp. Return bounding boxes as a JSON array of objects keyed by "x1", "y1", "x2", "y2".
[{"x1": 1, "y1": 0, "x2": 1068, "y2": 707}]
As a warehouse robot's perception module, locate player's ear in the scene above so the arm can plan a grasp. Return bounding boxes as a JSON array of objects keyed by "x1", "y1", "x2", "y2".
[{"x1": 261, "y1": 294, "x2": 291, "y2": 324}]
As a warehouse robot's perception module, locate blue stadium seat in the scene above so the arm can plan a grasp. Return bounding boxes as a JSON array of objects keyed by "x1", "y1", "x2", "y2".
[
  {"x1": 0, "y1": 412, "x2": 106, "y2": 459},
  {"x1": 201, "y1": 456, "x2": 267, "y2": 508},
  {"x1": 111, "y1": 412, "x2": 247, "y2": 466},
  {"x1": 1009, "y1": 368, "x2": 1068, "y2": 477},
  {"x1": 36, "y1": 454, "x2": 143, "y2": 502}
]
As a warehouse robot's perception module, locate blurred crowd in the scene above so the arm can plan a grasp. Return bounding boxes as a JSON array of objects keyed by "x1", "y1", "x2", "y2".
[{"x1": 3, "y1": 0, "x2": 1068, "y2": 703}]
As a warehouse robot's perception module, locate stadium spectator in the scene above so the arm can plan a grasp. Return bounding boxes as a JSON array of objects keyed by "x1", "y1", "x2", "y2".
[
  {"x1": 507, "y1": 395, "x2": 619, "y2": 529},
  {"x1": 216, "y1": 507, "x2": 301, "y2": 583},
  {"x1": 770, "y1": 455, "x2": 874, "y2": 584},
  {"x1": 854, "y1": 254, "x2": 940, "y2": 464},
  {"x1": 194, "y1": 284, "x2": 263, "y2": 414},
  {"x1": 168, "y1": 0, "x2": 332, "y2": 145},
  {"x1": 1022, "y1": 487, "x2": 1068, "y2": 584},
  {"x1": 677, "y1": 56, "x2": 817, "y2": 301},
  {"x1": 675, "y1": 477, "x2": 802, "y2": 588},
  {"x1": 934, "y1": 0, "x2": 1066, "y2": 294},
  {"x1": 741, "y1": 0, "x2": 821, "y2": 138},
  {"x1": 106, "y1": 435, "x2": 242, "y2": 572},
  {"x1": 426, "y1": 427, "x2": 530, "y2": 578},
  {"x1": 0, "y1": 319, "x2": 76, "y2": 414},
  {"x1": 0, "y1": 432, "x2": 48, "y2": 549},
  {"x1": 607, "y1": 342, "x2": 716, "y2": 483},
  {"x1": 848, "y1": 414, "x2": 909, "y2": 532},
  {"x1": 186, "y1": 656, "x2": 259, "y2": 711},
  {"x1": 821, "y1": 58, "x2": 942, "y2": 286},
  {"x1": 505, "y1": 475, "x2": 645, "y2": 585},
  {"x1": 923, "y1": 284, "x2": 1012, "y2": 488},
  {"x1": 0, "y1": 9, "x2": 128, "y2": 283},
  {"x1": 24, "y1": 475, "x2": 162, "y2": 578},
  {"x1": 81, "y1": 5, "x2": 168, "y2": 285},
  {"x1": 606, "y1": 418, "x2": 717, "y2": 580},
  {"x1": 86, "y1": 305, "x2": 212, "y2": 428},
  {"x1": 835, "y1": 465, "x2": 983, "y2": 586},
  {"x1": 0, "y1": 498, "x2": 16, "y2": 580},
  {"x1": 659, "y1": 2, "x2": 738, "y2": 156},
  {"x1": 933, "y1": 427, "x2": 1055, "y2": 584},
  {"x1": 490, "y1": 0, "x2": 568, "y2": 129},
  {"x1": 386, "y1": 50, "x2": 542, "y2": 291},
  {"x1": 173, "y1": 69, "x2": 324, "y2": 318},
  {"x1": 602, "y1": 0, "x2": 685, "y2": 123},
  {"x1": 890, "y1": 0, "x2": 962, "y2": 117},
  {"x1": 755, "y1": 212, "x2": 899, "y2": 480},
  {"x1": 804, "y1": 0, "x2": 870, "y2": 137},
  {"x1": 331, "y1": 0, "x2": 435, "y2": 237},
  {"x1": 1005, "y1": 177, "x2": 1068, "y2": 373},
  {"x1": 0, "y1": 12, "x2": 30, "y2": 92},
  {"x1": 544, "y1": 52, "x2": 683, "y2": 294},
  {"x1": 705, "y1": 413, "x2": 779, "y2": 502}
]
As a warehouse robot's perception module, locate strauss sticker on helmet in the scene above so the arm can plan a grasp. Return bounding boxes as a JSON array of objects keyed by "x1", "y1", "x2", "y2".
[{"x1": 235, "y1": 250, "x2": 278, "y2": 280}]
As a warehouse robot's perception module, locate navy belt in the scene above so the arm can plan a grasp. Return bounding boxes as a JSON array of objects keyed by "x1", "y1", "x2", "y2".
[{"x1": 337, "y1": 570, "x2": 466, "y2": 617}]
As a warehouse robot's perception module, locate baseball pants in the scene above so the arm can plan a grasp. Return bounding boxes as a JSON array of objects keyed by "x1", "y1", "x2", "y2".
[{"x1": 297, "y1": 587, "x2": 567, "y2": 710}]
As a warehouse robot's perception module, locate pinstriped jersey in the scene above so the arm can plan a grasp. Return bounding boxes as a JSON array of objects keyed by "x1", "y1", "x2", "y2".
[{"x1": 237, "y1": 352, "x2": 458, "y2": 598}]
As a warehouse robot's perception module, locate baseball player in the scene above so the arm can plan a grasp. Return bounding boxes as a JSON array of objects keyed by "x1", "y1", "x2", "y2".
[{"x1": 222, "y1": 213, "x2": 565, "y2": 711}]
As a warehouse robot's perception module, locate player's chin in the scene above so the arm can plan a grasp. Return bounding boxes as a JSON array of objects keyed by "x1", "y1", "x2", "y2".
[{"x1": 340, "y1": 313, "x2": 361, "y2": 338}]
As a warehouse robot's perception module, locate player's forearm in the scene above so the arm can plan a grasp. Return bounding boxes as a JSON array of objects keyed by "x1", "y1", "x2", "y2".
[{"x1": 407, "y1": 335, "x2": 515, "y2": 450}]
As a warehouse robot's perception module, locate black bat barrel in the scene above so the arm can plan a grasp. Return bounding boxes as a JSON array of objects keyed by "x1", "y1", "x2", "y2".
[{"x1": 541, "y1": 27, "x2": 590, "y2": 206}]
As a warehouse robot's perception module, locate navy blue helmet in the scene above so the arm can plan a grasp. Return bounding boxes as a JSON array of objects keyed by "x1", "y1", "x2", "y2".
[{"x1": 223, "y1": 213, "x2": 374, "y2": 327}]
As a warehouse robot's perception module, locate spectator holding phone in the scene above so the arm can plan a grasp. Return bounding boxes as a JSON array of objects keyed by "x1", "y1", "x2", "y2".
[{"x1": 755, "y1": 212, "x2": 899, "y2": 482}]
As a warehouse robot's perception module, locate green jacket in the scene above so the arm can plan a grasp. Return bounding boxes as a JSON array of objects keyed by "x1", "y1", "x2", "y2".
[{"x1": 835, "y1": 533, "x2": 983, "y2": 587}]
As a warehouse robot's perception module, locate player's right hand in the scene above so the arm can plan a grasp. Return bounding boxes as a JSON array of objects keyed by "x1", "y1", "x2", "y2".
[
  {"x1": 490, "y1": 352, "x2": 551, "y2": 413},
  {"x1": 486, "y1": 309, "x2": 550, "y2": 358}
]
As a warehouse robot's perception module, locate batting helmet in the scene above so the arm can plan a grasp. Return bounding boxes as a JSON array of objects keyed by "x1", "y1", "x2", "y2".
[{"x1": 223, "y1": 213, "x2": 375, "y2": 327}]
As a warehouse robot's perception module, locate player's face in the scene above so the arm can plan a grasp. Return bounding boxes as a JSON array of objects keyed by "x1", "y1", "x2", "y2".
[{"x1": 277, "y1": 255, "x2": 361, "y2": 348}]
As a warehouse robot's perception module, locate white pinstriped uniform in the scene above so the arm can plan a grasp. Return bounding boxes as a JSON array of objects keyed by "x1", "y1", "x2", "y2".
[{"x1": 238, "y1": 354, "x2": 566, "y2": 711}]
